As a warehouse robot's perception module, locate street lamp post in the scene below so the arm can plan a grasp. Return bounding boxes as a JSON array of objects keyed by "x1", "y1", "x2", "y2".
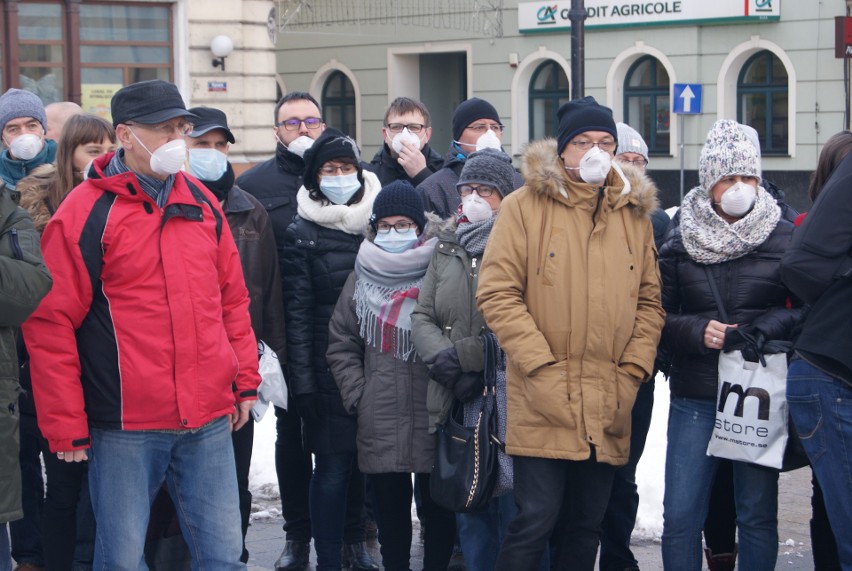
[{"x1": 569, "y1": 0, "x2": 587, "y2": 99}]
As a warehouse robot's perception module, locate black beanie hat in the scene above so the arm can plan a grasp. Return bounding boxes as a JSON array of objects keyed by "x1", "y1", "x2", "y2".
[
  {"x1": 555, "y1": 96, "x2": 617, "y2": 155},
  {"x1": 370, "y1": 180, "x2": 427, "y2": 233},
  {"x1": 302, "y1": 127, "x2": 361, "y2": 191},
  {"x1": 452, "y1": 98, "x2": 501, "y2": 141},
  {"x1": 457, "y1": 149, "x2": 515, "y2": 198}
]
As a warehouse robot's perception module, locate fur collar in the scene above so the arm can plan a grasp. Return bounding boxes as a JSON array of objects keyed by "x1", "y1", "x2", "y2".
[{"x1": 520, "y1": 138, "x2": 659, "y2": 218}]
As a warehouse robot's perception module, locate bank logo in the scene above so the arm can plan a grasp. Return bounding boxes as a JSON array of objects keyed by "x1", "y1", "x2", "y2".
[
  {"x1": 537, "y1": 4, "x2": 558, "y2": 25},
  {"x1": 755, "y1": 0, "x2": 773, "y2": 12},
  {"x1": 717, "y1": 381, "x2": 770, "y2": 420}
]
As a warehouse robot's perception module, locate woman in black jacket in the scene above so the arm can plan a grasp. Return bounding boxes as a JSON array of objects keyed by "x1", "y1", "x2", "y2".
[
  {"x1": 781, "y1": 130, "x2": 852, "y2": 569},
  {"x1": 282, "y1": 128, "x2": 382, "y2": 571},
  {"x1": 659, "y1": 120, "x2": 801, "y2": 571}
]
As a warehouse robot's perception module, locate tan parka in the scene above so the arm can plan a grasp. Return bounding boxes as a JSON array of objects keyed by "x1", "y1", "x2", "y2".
[{"x1": 476, "y1": 139, "x2": 664, "y2": 466}]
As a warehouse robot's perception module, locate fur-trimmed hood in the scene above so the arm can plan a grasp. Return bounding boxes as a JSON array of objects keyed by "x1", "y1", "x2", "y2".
[
  {"x1": 17, "y1": 163, "x2": 57, "y2": 235},
  {"x1": 520, "y1": 138, "x2": 659, "y2": 218}
]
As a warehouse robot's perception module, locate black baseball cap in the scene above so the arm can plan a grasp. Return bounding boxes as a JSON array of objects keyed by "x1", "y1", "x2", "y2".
[
  {"x1": 187, "y1": 106, "x2": 235, "y2": 143},
  {"x1": 110, "y1": 80, "x2": 197, "y2": 127}
]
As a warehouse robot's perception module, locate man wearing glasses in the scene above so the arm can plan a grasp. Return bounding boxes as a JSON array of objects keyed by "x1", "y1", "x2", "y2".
[
  {"x1": 417, "y1": 97, "x2": 523, "y2": 218},
  {"x1": 23, "y1": 80, "x2": 260, "y2": 569},
  {"x1": 477, "y1": 96, "x2": 664, "y2": 570},
  {"x1": 367, "y1": 97, "x2": 444, "y2": 187}
]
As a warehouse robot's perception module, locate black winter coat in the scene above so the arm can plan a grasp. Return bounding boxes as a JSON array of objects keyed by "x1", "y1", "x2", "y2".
[
  {"x1": 281, "y1": 215, "x2": 362, "y2": 453},
  {"x1": 782, "y1": 153, "x2": 852, "y2": 385},
  {"x1": 367, "y1": 144, "x2": 444, "y2": 187},
  {"x1": 659, "y1": 217, "x2": 802, "y2": 400},
  {"x1": 236, "y1": 145, "x2": 304, "y2": 283}
]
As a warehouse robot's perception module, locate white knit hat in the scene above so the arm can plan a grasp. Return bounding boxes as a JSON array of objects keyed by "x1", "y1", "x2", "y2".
[{"x1": 698, "y1": 119, "x2": 761, "y2": 193}]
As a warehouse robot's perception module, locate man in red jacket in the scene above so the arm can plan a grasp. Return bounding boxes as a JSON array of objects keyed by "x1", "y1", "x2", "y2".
[{"x1": 23, "y1": 80, "x2": 260, "y2": 570}]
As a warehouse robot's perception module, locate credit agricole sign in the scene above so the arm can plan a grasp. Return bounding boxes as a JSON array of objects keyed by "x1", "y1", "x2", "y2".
[{"x1": 518, "y1": 0, "x2": 780, "y2": 33}]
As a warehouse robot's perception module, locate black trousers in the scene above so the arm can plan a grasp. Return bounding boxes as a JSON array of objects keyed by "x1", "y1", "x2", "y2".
[
  {"x1": 274, "y1": 404, "x2": 314, "y2": 542},
  {"x1": 369, "y1": 472, "x2": 455, "y2": 571},
  {"x1": 496, "y1": 452, "x2": 616, "y2": 571}
]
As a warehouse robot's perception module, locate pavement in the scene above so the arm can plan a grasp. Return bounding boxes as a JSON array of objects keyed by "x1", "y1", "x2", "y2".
[{"x1": 244, "y1": 466, "x2": 815, "y2": 570}]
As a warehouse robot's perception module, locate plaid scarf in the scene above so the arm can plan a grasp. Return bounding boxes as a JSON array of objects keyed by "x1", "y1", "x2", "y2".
[{"x1": 353, "y1": 236, "x2": 437, "y2": 359}]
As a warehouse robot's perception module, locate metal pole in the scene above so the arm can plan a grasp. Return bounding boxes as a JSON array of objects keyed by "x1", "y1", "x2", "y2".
[
  {"x1": 679, "y1": 116, "x2": 685, "y2": 203},
  {"x1": 569, "y1": 0, "x2": 586, "y2": 99}
]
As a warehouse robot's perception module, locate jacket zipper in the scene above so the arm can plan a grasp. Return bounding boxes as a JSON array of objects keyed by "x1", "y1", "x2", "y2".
[{"x1": 9, "y1": 228, "x2": 23, "y2": 260}]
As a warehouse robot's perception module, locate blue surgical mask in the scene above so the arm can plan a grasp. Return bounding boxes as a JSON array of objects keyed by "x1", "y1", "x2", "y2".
[
  {"x1": 374, "y1": 227, "x2": 419, "y2": 253},
  {"x1": 188, "y1": 148, "x2": 228, "y2": 181},
  {"x1": 319, "y1": 172, "x2": 361, "y2": 205}
]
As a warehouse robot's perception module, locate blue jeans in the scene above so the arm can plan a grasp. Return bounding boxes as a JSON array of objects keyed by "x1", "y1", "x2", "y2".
[
  {"x1": 662, "y1": 398, "x2": 778, "y2": 571},
  {"x1": 599, "y1": 377, "x2": 655, "y2": 570},
  {"x1": 310, "y1": 452, "x2": 364, "y2": 571},
  {"x1": 457, "y1": 494, "x2": 516, "y2": 571},
  {"x1": 88, "y1": 417, "x2": 244, "y2": 570},
  {"x1": 787, "y1": 358, "x2": 852, "y2": 568}
]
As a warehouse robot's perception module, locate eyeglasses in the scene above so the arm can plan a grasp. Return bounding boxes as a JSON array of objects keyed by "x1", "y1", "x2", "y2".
[
  {"x1": 621, "y1": 158, "x2": 648, "y2": 167},
  {"x1": 569, "y1": 139, "x2": 616, "y2": 152},
  {"x1": 128, "y1": 122, "x2": 193, "y2": 137},
  {"x1": 458, "y1": 184, "x2": 496, "y2": 198},
  {"x1": 376, "y1": 221, "x2": 416, "y2": 234},
  {"x1": 386, "y1": 123, "x2": 426, "y2": 134},
  {"x1": 319, "y1": 163, "x2": 358, "y2": 176},
  {"x1": 465, "y1": 123, "x2": 504, "y2": 134},
  {"x1": 276, "y1": 117, "x2": 323, "y2": 131}
]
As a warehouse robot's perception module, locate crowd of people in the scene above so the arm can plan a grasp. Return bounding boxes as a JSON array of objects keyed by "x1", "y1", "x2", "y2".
[{"x1": 0, "y1": 79, "x2": 849, "y2": 571}]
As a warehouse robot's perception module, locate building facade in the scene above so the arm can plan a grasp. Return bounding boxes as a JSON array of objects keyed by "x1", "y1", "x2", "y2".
[
  {"x1": 272, "y1": 0, "x2": 847, "y2": 209},
  {"x1": 0, "y1": 0, "x2": 280, "y2": 165}
]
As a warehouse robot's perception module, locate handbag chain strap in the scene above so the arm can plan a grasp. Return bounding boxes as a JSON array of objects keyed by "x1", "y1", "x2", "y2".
[{"x1": 466, "y1": 409, "x2": 483, "y2": 509}]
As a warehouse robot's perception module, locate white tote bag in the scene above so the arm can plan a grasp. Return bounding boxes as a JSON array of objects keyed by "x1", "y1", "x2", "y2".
[
  {"x1": 706, "y1": 350, "x2": 789, "y2": 469},
  {"x1": 251, "y1": 340, "x2": 288, "y2": 421}
]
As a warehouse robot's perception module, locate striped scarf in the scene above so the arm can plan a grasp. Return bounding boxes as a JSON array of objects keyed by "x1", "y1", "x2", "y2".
[
  {"x1": 353, "y1": 236, "x2": 436, "y2": 359},
  {"x1": 104, "y1": 149, "x2": 175, "y2": 208}
]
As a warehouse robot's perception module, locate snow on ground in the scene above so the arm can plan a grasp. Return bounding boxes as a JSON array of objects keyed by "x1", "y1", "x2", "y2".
[{"x1": 249, "y1": 372, "x2": 671, "y2": 537}]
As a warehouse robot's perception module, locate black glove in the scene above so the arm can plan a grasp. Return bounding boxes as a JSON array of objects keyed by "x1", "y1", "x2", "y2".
[
  {"x1": 295, "y1": 392, "x2": 325, "y2": 421},
  {"x1": 429, "y1": 346, "x2": 463, "y2": 389},
  {"x1": 453, "y1": 372, "x2": 485, "y2": 402}
]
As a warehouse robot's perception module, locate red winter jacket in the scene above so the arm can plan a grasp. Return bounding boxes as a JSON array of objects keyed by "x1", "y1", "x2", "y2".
[{"x1": 23, "y1": 152, "x2": 260, "y2": 453}]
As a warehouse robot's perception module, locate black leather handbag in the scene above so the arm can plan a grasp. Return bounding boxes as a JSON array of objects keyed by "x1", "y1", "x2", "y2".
[{"x1": 429, "y1": 333, "x2": 501, "y2": 512}]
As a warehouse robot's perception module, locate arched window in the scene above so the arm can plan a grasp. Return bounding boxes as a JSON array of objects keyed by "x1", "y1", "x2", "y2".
[
  {"x1": 528, "y1": 60, "x2": 569, "y2": 141},
  {"x1": 738, "y1": 50, "x2": 788, "y2": 155},
  {"x1": 623, "y1": 55, "x2": 670, "y2": 155},
  {"x1": 322, "y1": 71, "x2": 355, "y2": 137}
]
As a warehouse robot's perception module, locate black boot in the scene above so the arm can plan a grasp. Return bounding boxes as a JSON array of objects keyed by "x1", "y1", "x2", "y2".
[
  {"x1": 275, "y1": 540, "x2": 310, "y2": 571},
  {"x1": 343, "y1": 542, "x2": 379, "y2": 571}
]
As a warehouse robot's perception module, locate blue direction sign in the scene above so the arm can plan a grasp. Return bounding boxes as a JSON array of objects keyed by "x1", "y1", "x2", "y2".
[{"x1": 673, "y1": 83, "x2": 702, "y2": 114}]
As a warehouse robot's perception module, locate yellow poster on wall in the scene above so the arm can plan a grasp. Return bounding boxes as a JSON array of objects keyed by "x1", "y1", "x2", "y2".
[{"x1": 82, "y1": 84, "x2": 122, "y2": 121}]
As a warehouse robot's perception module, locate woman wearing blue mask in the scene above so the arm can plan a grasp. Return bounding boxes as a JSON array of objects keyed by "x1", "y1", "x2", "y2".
[
  {"x1": 327, "y1": 180, "x2": 455, "y2": 571},
  {"x1": 282, "y1": 127, "x2": 382, "y2": 571}
]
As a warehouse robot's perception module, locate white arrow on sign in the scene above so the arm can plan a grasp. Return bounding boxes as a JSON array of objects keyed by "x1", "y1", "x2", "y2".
[{"x1": 679, "y1": 85, "x2": 695, "y2": 113}]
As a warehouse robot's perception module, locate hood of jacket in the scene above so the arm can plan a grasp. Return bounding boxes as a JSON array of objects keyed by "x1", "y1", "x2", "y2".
[{"x1": 520, "y1": 138, "x2": 658, "y2": 218}]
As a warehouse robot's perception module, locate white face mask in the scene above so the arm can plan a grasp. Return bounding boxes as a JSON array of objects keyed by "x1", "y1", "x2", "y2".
[
  {"x1": 578, "y1": 146, "x2": 612, "y2": 185},
  {"x1": 188, "y1": 148, "x2": 228, "y2": 181},
  {"x1": 8, "y1": 133, "x2": 44, "y2": 161},
  {"x1": 286, "y1": 135, "x2": 314, "y2": 158},
  {"x1": 130, "y1": 128, "x2": 187, "y2": 176},
  {"x1": 461, "y1": 193, "x2": 494, "y2": 223},
  {"x1": 475, "y1": 129, "x2": 502, "y2": 152},
  {"x1": 719, "y1": 181, "x2": 757, "y2": 218},
  {"x1": 390, "y1": 128, "x2": 423, "y2": 154}
]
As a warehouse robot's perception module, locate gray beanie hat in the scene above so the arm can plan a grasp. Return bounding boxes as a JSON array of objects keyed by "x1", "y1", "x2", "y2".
[
  {"x1": 0, "y1": 89, "x2": 47, "y2": 134},
  {"x1": 698, "y1": 119, "x2": 761, "y2": 193},
  {"x1": 615, "y1": 122, "x2": 649, "y2": 161},
  {"x1": 456, "y1": 148, "x2": 515, "y2": 197}
]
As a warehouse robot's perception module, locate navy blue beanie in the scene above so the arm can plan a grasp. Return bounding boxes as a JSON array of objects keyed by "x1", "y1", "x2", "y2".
[
  {"x1": 370, "y1": 180, "x2": 426, "y2": 232},
  {"x1": 555, "y1": 96, "x2": 617, "y2": 155}
]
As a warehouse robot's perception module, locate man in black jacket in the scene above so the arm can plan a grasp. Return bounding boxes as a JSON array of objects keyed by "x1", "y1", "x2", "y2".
[
  {"x1": 367, "y1": 97, "x2": 443, "y2": 187},
  {"x1": 237, "y1": 93, "x2": 377, "y2": 571}
]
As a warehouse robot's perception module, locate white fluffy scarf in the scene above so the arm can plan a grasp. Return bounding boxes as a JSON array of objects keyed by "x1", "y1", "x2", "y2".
[
  {"x1": 680, "y1": 186, "x2": 781, "y2": 265},
  {"x1": 296, "y1": 170, "x2": 382, "y2": 234}
]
